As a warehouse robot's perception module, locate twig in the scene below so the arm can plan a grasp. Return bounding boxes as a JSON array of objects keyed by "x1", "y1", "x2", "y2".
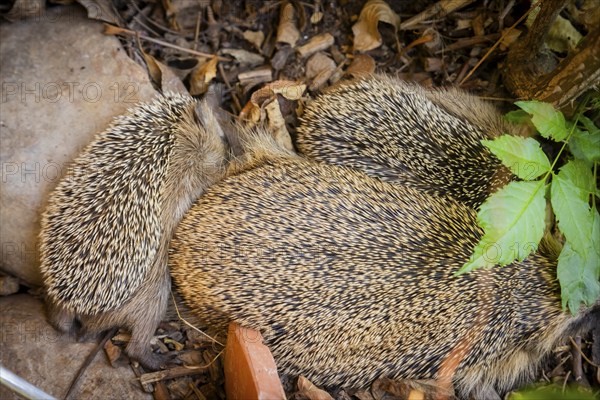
[
  {"x1": 570, "y1": 336, "x2": 599, "y2": 368},
  {"x1": 104, "y1": 24, "x2": 231, "y2": 61},
  {"x1": 400, "y1": 0, "x2": 475, "y2": 30},
  {"x1": 64, "y1": 328, "x2": 118, "y2": 400},
  {"x1": 459, "y1": 0, "x2": 542, "y2": 86},
  {"x1": 170, "y1": 291, "x2": 225, "y2": 347},
  {"x1": 218, "y1": 62, "x2": 242, "y2": 114},
  {"x1": 193, "y1": 12, "x2": 202, "y2": 51},
  {"x1": 139, "y1": 360, "x2": 222, "y2": 386}
]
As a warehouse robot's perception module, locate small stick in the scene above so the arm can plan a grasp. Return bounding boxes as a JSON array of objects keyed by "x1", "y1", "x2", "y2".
[
  {"x1": 218, "y1": 63, "x2": 242, "y2": 114},
  {"x1": 140, "y1": 363, "x2": 218, "y2": 386},
  {"x1": 104, "y1": 24, "x2": 231, "y2": 61},
  {"x1": 459, "y1": 0, "x2": 541, "y2": 86},
  {"x1": 64, "y1": 328, "x2": 118, "y2": 400}
]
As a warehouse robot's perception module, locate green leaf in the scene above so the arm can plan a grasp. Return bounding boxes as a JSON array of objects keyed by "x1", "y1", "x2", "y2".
[
  {"x1": 551, "y1": 168, "x2": 593, "y2": 257},
  {"x1": 578, "y1": 115, "x2": 600, "y2": 135},
  {"x1": 553, "y1": 159, "x2": 595, "y2": 202},
  {"x1": 505, "y1": 109, "x2": 531, "y2": 125},
  {"x1": 509, "y1": 384, "x2": 599, "y2": 400},
  {"x1": 482, "y1": 135, "x2": 551, "y2": 180},
  {"x1": 458, "y1": 181, "x2": 546, "y2": 274},
  {"x1": 557, "y1": 239, "x2": 600, "y2": 314},
  {"x1": 515, "y1": 100, "x2": 568, "y2": 141},
  {"x1": 569, "y1": 128, "x2": 600, "y2": 163}
]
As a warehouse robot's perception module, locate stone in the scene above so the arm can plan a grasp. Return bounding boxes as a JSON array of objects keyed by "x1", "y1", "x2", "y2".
[
  {"x1": 0, "y1": 294, "x2": 152, "y2": 399},
  {"x1": 0, "y1": 4, "x2": 157, "y2": 285}
]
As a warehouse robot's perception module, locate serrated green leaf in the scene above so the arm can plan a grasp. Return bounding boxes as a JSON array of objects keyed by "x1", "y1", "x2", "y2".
[
  {"x1": 551, "y1": 172, "x2": 593, "y2": 257},
  {"x1": 458, "y1": 181, "x2": 546, "y2": 274},
  {"x1": 509, "y1": 384, "x2": 599, "y2": 400},
  {"x1": 557, "y1": 240, "x2": 600, "y2": 314},
  {"x1": 482, "y1": 135, "x2": 550, "y2": 180},
  {"x1": 568, "y1": 128, "x2": 600, "y2": 163},
  {"x1": 578, "y1": 115, "x2": 600, "y2": 135},
  {"x1": 505, "y1": 110, "x2": 531, "y2": 125},
  {"x1": 554, "y1": 159, "x2": 595, "y2": 202},
  {"x1": 515, "y1": 100, "x2": 568, "y2": 141}
]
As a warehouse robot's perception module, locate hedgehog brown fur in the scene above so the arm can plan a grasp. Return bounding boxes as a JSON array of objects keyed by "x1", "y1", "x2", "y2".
[
  {"x1": 296, "y1": 74, "x2": 517, "y2": 208},
  {"x1": 40, "y1": 94, "x2": 229, "y2": 369},
  {"x1": 169, "y1": 126, "x2": 598, "y2": 399}
]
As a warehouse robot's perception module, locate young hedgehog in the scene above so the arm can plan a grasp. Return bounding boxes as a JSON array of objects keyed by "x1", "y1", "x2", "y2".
[
  {"x1": 40, "y1": 94, "x2": 229, "y2": 370},
  {"x1": 296, "y1": 74, "x2": 518, "y2": 208},
  {"x1": 169, "y1": 127, "x2": 598, "y2": 399}
]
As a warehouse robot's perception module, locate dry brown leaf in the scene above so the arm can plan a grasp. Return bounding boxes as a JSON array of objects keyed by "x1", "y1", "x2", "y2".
[
  {"x1": 189, "y1": 57, "x2": 218, "y2": 96},
  {"x1": 499, "y1": 28, "x2": 522, "y2": 51},
  {"x1": 220, "y1": 49, "x2": 264, "y2": 67},
  {"x1": 243, "y1": 30, "x2": 265, "y2": 50},
  {"x1": 265, "y1": 101, "x2": 294, "y2": 152},
  {"x1": 310, "y1": 11, "x2": 324, "y2": 24},
  {"x1": 76, "y1": 0, "x2": 119, "y2": 24},
  {"x1": 140, "y1": 47, "x2": 187, "y2": 94},
  {"x1": 346, "y1": 54, "x2": 376, "y2": 77},
  {"x1": 306, "y1": 52, "x2": 336, "y2": 91},
  {"x1": 240, "y1": 80, "x2": 306, "y2": 132},
  {"x1": 352, "y1": 0, "x2": 400, "y2": 52},
  {"x1": 297, "y1": 376, "x2": 333, "y2": 400},
  {"x1": 104, "y1": 339, "x2": 122, "y2": 367},
  {"x1": 277, "y1": 2, "x2": 300, "y2": 46}
]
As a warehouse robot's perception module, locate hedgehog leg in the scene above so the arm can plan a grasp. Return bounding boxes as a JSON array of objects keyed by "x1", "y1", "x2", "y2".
[
  {"x1": 46, "y1": 300, "x2": 79, "y2": 334},
  {"x1": 123, "y1": 255, "x2": 172, "y2": 370}
]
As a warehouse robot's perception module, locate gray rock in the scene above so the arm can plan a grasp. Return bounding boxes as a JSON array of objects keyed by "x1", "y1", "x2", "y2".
[
  {"x1": 0, "y1": 294, "x2": 152, "y2": 399},
  {"x1": 0, "y1": 5, "x2": 157, "y2": 286}
]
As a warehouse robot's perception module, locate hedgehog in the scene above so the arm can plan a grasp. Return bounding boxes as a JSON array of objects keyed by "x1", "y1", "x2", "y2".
[
  {"x1": 169, "y1": 126, "x2": 598, "y2": 399},
  {"x1": 295, "y1": 74, "x2": 520, "y2": 209},
  {"x1": 39, "y1": 94, "x2": 229, "y2": 370}
]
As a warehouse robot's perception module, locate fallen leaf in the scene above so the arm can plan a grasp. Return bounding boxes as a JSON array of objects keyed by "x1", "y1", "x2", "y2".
[
  {"x1": 265, "y1": 100, "x2": 294, "y2": 152},
  {"x1": 306, "y1": 52, "x2": 336, "y2": 91},
  {"x1": 136, "y1": 41, "x2": 188, "y2": 94},
  {"x1": 310, "y1": 11, "x2": 324, "y2": 24},
  {"x1": 221, "y1": 49, "x2": 264, "y2": 67},
  {"x1": 243, "y1": 30, "x2": 265, "y2": 50},
  {"x1": 76, "y1": 0, "x2": 119, "y2": 24},
  {"x1": 352, "y1": 0, "x2": 400, "y2": 51},
  {"x1": 277, "y1": 1, "x2": 300, "y2": 46},
  {"x1": 499, "y1": 28, "x2": 522, "y2": 51},
  {"x1": 297, "y1": 376, "x2": 334, "y2": 400},
  {"x1": 240, "y1": 80, "x2": 306, "y2": 139},
  {"x1": 104, "y1": 339, "x2": 122, "y2": 367},
  {"x1": 190, "y1": 56, "x2": 218, "y2": 96},
  {"x1": 346, "y1": 54, "x2": 376, "y2": 77},
  {"x1": 163, "y1": 337, "x2": 185, "y2": 352}
]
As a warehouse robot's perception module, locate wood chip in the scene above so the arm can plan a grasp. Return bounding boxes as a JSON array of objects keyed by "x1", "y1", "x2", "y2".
[
  {"x1": 276, "y1": 2, "x2": 300, "y2": 46},
  {"x1": 243, "y1": 29, "x2": 265, "y2": 50},
  {"x1": 297, "y1": 33, "x2": 335, "y2": 58},
  {"x1": 140, "y1": 366, "x2": 209, "y2": 386},
  {"x1": 238, "y1": 67, "x2": 273, "y2": 86}
]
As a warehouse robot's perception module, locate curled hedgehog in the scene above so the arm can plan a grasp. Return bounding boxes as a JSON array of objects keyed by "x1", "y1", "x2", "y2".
[
  {"x1": 169, "y1": 126, "x2": 599, "y2": 399},
  {"x1": 296, "y1": 74, "x2": 518, "y2": 208},
  {"x1": 40, "y1": 94, "x2": 229, "y2": 369}
]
